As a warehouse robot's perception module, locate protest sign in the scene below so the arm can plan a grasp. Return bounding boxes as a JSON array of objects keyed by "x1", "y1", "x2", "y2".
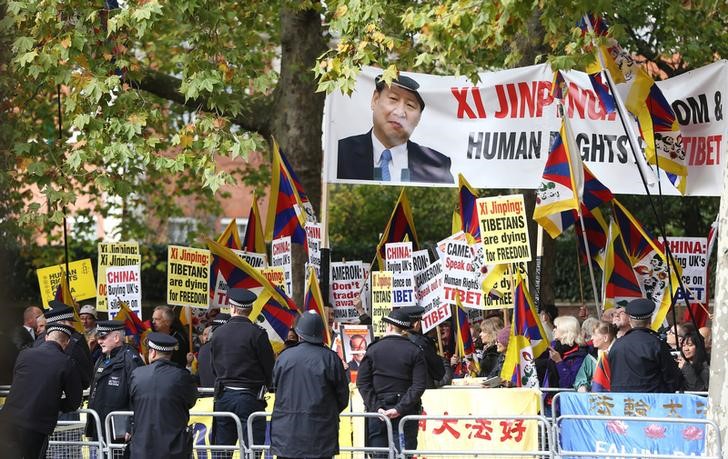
[
  {"x1": 415, "y1": 260, "x2": 449, "y2": 332},
  {"x1": 271, "y1": 236, "x2": 293, "y2": 296},
  {"x1": 477, "y1": 194, "x2": 531, "y2": 264},
  {"x1": 663, "y1": 237, "x2": 708, "y2": 305},
  {"x1": 384, "y1": 242, "x2": 416, "y2": 307},
  {"x1": 306, "y1": 222, "x2": 322, "y2": 278},
  {"x1": 412, "y1": 249, "x2": 431, "y2": 282},
  {"x1": 210, "y1": 249, "x2": 269, "y2": 310},
  {"x1": 106, "y1": 265, "x2": 142, "y2": 318},
  {"x1": 330, "y1": 261, "x2": 366, "y2": 323},
  {"x1": 341, "y1": 325, "x2": 373, "y2": 383},
  {"x1": 371, "y1": 271, "x2": 393, "y2": 337},
  {"x1": 324, "y1": 62, "x2": 727, "y2": 196},
  {"x1": 261, "y1": 267, "x2": 286, "y2": 288},
  {"x1": 441, "y1": 237, "x2": 485, "y2": 309},
  {"x1": 559, "y1": 392, "x2": 708, "y2": 456},
  {"x1": 37, "y1": 259, "x2": 96, "y2": 308},
  {"x1": 482, "y1": 262, "x2": 529, "y2": 310},
  {"x1": 360, "y1": 263, "x2": 371, "y2": 316},
  {"x1": 97, "y1": 241, "x2": 141, "y2": 312},
  {"x1": 167, "y1": 246, "x2": 211, "y2": 308}
]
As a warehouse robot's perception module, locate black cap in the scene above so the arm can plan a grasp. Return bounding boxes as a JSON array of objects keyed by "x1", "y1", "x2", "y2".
[
  {"x1": 147, "y1": 332, "x2": 179, "y2": 352},
  {"x1": 295, "y1": 311, "x2": 325, "y2": 344},
  {"x1": 96, "y1": 320, "x2": 125, "y2": 337},
  {"x1": 46, "y1": 323, "x2": 75, "y2": 337},
  {"x1": 626, "y1": 298, "x2": 655, "y2": 320},
  {"x1": 45, "y1": 301, "x2": 77, "y2": 324},
  {"x1": 212, "y1": 313, "x2": 231, "y2": 327},
  {"x1": 227, "y1": 288, "x2": 256, "y2": 310},
  {"x1": 375, "y1": 73, "x2": 425, "y2": 110},
  {"x1": 404, "y1": 306, "x2": 425, "y2": 322},
  {"x1": 382, "y1": 308, "x2": 412, "y2": 329}
]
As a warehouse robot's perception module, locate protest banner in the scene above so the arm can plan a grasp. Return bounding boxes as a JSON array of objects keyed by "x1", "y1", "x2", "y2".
[
  {"x1": 37, "y1": 259, "x2": 96, "y2": 308},
  {"x1": 559, "y1": 392, "x2": 708, "y2": 456},
  {"x1": 261, "y1": 267, "x2": 286, "y2": 289},
  {"x1": 167, "y1": 246, "x2": 211, "y2": 308},
  {"x1": 330, "y1": 261, "x2": 366, "y2": 323},
  {"x1": 412, "y1": 249, "x2": 431, "y2": 283},
  {"x1": 384, "y1": 242, "x2": 416, "y2": 307},
  {"x1": 271, "y1": 236, "x2": 293, "y2": 296},
  {"x1": 482, "y1": 262, "x2": 529, "y2": 310},
  {"x1": 106, "y1": 265, "x2": 142, "y2": 318},
  {"x1": 306, "y1": 222, "x2": 322, "y2": 278},
  {"x1": 97, "y1": 241, "x2": 141, "y2": 312},
  {"x1": 415, "y1": 260, "x2": 449, "y2": 332},
  {"x1": 663, "y1": 237, "x2": 708, "y2": 306},
  {"x1": 477, "y1": 194, "x2": 531, "y2": 264},
  {"x1": 360, "y1": 263, "x2": 371, "y2": 316},
  {"x1": 210, "y1": 249, "x2": 268, "y2": 310},
  {"x1": 371, "y1": 271, "x2": 393, "y2": 337},
  {"x1": 441, "y1": 237, "x2": 485, "y2": 309},
  {"x1": 341, "y1": 325, "x2": 374, "y2": 383},
  {"x1": 324, "y1": 62, "x2": 727, "y2": 196}
]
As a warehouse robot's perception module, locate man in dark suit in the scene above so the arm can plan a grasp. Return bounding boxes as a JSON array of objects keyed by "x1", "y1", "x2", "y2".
[{"x1": 337, "y1": 74, "x2": 454, "y2": 184}]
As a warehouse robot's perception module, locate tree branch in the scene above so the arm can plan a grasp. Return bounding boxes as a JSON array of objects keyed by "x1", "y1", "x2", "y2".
[
  {"x1": 128, "y1": 69, "x2": 273, "y2": 136},
  {"x1": 624, "y1": 26, "x2": 680, "y2": 78}
]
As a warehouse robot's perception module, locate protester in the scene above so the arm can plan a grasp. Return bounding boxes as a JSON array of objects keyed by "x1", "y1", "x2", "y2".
[
  {"x1": 86, "y1": 320, "x2": 144, "y2": 443},
  {"x1": 35, "y1": 315, "x2": 47, "y2": 336},
  {"x1": 490, "y1": 327, "x2": 510, "y2": 382},
  {"x1": 152, "y1": 305, "x2": 189, "y2": 367},
  {"x1": 539, "y1": 304, "x2": 557, "y2": 343},
  {"x1": 580, "y1": 316, "x2": 599, "y2": 357},
  {"x1": 612, "y1": 306, "x2": 632, "y2": 338},
  {"x1": 270, "y1": 311, "x2": 349, "y2": 459},
  {"x1": 477, "y1": 316, "x2": 504, "y2": 378},
  {"x1": 357, "y1": 307, "x2": 426, "y2": 456},
  {"x1": 600, "y1": 307, "x2": 617, "y2": 324},
  {"x1": 608, "y1": 298, "x2": 683, "y2": 392},
  {"x1": 129, "y1": 332, "x2": 198, "y2": 459},
  {"x1": 196, "y1": 313, "x2": 229, "y2": 387},
  {"x1": 665, "y1": 323, "x2": 687, "y2": 350},
  {"x1": 11, "y1": 305, "x2": 42, "y2": 350},
  {"x1": 547, "y1": 315, "x2": 589, "y2": 389},
  {"x1": 284, "y1": 327, "x2": 299, "y2": 349},
  {"x1": 79, "y1": 304, "x2": 102, "y2": 363},
  {"x1": 575, "y1": 321, "x2": 617, "y2": 392},
  {"x1": 0, "y1": 323, "x2": 83, "y2": 458},
  {"x1": 211, "y1": 288, "x2": 274, "y2": 457},
  {"x1": 677, "y1": 330, "x2": 710, "y2": 391},
  {"x1": 406, "y1": 306, "x2": 446, "y2": 388}
]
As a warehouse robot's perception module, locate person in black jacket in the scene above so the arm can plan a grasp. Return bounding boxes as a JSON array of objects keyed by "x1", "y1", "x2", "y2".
[
  {"x1": 608, "y1": 298, "x2": 683, "y2": 392},
  {"x1": 0, "y1": 323, "x2": 83, "y2": 458},
  {"x1": 406, "y1": 306, "x2": 446, "y2": 388},
  {"x1": 270, "y1": 311, "x2": 349, "y2": 459},
  {"x1": 152, "y1": 305, "x2": 189, "y2": 367},
  {"x1": 677, "y1": 330, "x2": 710, "y2": 391},
  {"x1": 196, "y1": 313, "x2": 230, "y2": 388},
  {"x1": 357, "y1": 308, "x2": 426, "y2": 456},
  {"x1": 211, "y1": 288, "x2": 275, "y2": 458},
  {"x1": 129, "y1": 332, "x2": 198, "y2": 459},
  {"x1": 85, "y1": 320, "x2": 144, "y2": 443}
]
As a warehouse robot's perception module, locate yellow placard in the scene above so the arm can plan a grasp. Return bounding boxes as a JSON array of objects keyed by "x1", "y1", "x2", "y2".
[
  {"x1": 370, "y1": 271, "x2": 393, "y2": 337},
  {"x1": 260, "y1": 267, "x2": 285, "y2": 287},
  {"x1": 167, "y1": 246, "x2": 211, "y2": 308},
  {"x1": 482, "y1": 262, "x2": 530, "y2": 310},
  {"x1": 97, "y1": 241, "x2": 141, "y2": 312},
  {"x1": 477, "y1": 194, "x2": 532, "y2": 264},
  {"x1": 36, "y1": 259, "x2": 96, "y2": 308}
]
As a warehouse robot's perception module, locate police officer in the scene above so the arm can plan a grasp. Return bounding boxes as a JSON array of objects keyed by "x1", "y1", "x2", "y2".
[
  {"x1": 211, "y1": 288, "x2": 274, "y2": 458},
  {"x1": 86, "y1": 320, "x2": 144, "y2": 443},
  {"x1": 197, "y1": 312, "x2": 229, "y2": 388},
  {"x1": 36, "y1": 300, "x2": 93, "y2": 389},
  {"x1": 0, "y1": 323, "x2": 83, "y2": 458},
  {"x1": 270, "y1": 311, "x2": 349, "y2": 459},
  {"x1": 406, "y1": 306, "x2": 447, "y2": 388},
  {"x1": 129, "y1": 332, "x2": 198, "y2": 459},
  {"x1": 609, "y1": 298, "x2": 684, "y2": 392},
  {"x1": 357, "y1": 308, "x2": 427, "y2": 456}
]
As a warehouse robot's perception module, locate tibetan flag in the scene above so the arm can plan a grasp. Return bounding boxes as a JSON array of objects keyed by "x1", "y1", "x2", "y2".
[
  {"x1": 376, "y1": 189, "x2": 419, "y2": 269},
  {"x1": 591, "y1": 352, "x2": 612, "y2": 392},
  {"x1": 115, "y1": 301, "x2": 151, "y2": 357},
  {"x1": 602, "y1": 219, "x2": 644, "y2": 310},
  {"x1": 500, "y1": 273, "x2": 548, "y2": 388},
  {"x1": 533, "y1": 118, "x2": 581, "y2": 238},
  {"x1": 551, "y1": 70, "x2": 566, "y2": 100},
  {"x1": 265, "y1": 139, "x2": 308, "y2": 245},
  {"x1": 242, "y1": 195, "x2": 266, "y2": 254},
  {"x1": 451, "y1": 209, "x2": 462, "y2": 236},
  {"x1": 458, "y1": 174, "x2": 480, "y2": 243},
  {"x1": 207, "y1": 238, "x2": 299, "y2": 353},
  {"x1": 454, "y1": 301, "x2": 479, "y2": 376},
  {"x1": 53, "y1": 274, "x2": 84, "y2": 333},
  {"x1": 217, "y1": 218, "x2": 242, "y2": 250},
  {"x1": 588, "y1": 71, "x2": 616, "y2": 114},
  {"x1": 304, "y1": 268, "x2": 331, "y2": 346},
  {"x1": 612, "y1": 199, "x2": 681, "y2": 330},
  {"x1": 278, "y1": 142, "x2": 316, "y2": 221},
  {"x1": 683, "y1": 218, "x2": 718, "y2": 327},
  {"x1": 575, "y1": 205, "x2": 609, "y2": 269}
]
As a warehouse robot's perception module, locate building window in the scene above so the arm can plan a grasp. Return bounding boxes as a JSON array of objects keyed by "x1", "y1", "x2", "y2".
[
  {"x1": 219, "y1": 217, "x2": 248, "y2": 238},
  {"x1": 167, "y1": 217, "x2": 199, "y2": 244}
]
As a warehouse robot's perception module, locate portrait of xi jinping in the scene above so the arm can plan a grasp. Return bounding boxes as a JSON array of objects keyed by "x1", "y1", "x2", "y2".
[{"x1": 337, "y1": 73, "x2": 454, "y2": 184}]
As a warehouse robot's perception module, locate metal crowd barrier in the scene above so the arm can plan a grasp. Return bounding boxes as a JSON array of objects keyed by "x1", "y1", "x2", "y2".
[
  {"x1": 398, "y1": 414, "x2": 552, "y2": 459},
  {"x1": 46, "y1": 408, "x2": 104, "y2": 459},
  {"x1": 105, "y1": 410, "x2": 246, "y2": 458},
  {"x1": 247, "y1": 411, "x2": 396, "y2": 459}
]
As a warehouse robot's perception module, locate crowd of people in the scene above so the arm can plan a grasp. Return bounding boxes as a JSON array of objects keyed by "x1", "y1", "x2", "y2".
[{"x1": 0, "y1": 292, "x2": 712, "y2": 458}]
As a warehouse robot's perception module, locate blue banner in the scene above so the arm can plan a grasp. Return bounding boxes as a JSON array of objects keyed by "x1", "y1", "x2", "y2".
[{"x1": 559, "y1": 392, "x2": 707, "y2": 457}]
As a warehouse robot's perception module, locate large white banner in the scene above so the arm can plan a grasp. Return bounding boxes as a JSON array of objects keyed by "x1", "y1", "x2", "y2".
[{"x1": 323, "y1": 61, "x2": 727, "y2": 196}]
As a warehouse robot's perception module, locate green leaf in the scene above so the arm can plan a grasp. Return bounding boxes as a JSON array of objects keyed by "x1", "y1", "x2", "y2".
[{"x1": 12, "y1": 36, "x2": 34, "y2": 53}]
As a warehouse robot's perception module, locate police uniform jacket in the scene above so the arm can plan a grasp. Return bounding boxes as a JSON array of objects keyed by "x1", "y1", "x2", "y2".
[
  {"x1": 356, "y1": 334, "x2": 426, "y2": 415},
  {"x1": 408, "y1": 330, "x2": 446, "y2": 389},
  {"x1": 0, "y1": 341, "x2": 83, "y2": 434},
  {"x1": 36, "y1": 329, "x2": 93, "y2": 389},
  {"x1": 129, "y1": 359, "x2": 198, "y2": 459},
  {"x1": 196, "y1": 341, "x2": 214, "y2": 388},
  {"x1": 270, "y1": 342, "x2": 349, "y2": 458},
  {"x1": 211, "y1": 316, "x2": 274, "y2": 390},
  {"x1": 608, "y1": 327, "x2": 684, "y2": 393},
  {"x1": 85, "y1": 344, "x2": 144, "y2": 439}
]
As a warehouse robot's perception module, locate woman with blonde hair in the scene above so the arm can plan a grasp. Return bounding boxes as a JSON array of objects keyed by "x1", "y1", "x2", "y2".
[
  {"x1": 478, "y1": 316, "x2": 504, "y2": 377},
  {"x1": 547, "y1": 315, "x2": 588, "y2": 389}
]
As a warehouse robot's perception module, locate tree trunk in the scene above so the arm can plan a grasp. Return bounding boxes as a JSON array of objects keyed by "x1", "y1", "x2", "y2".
[{"x1": 273, "y1": 4, "x2": 326, "y2": 304}]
